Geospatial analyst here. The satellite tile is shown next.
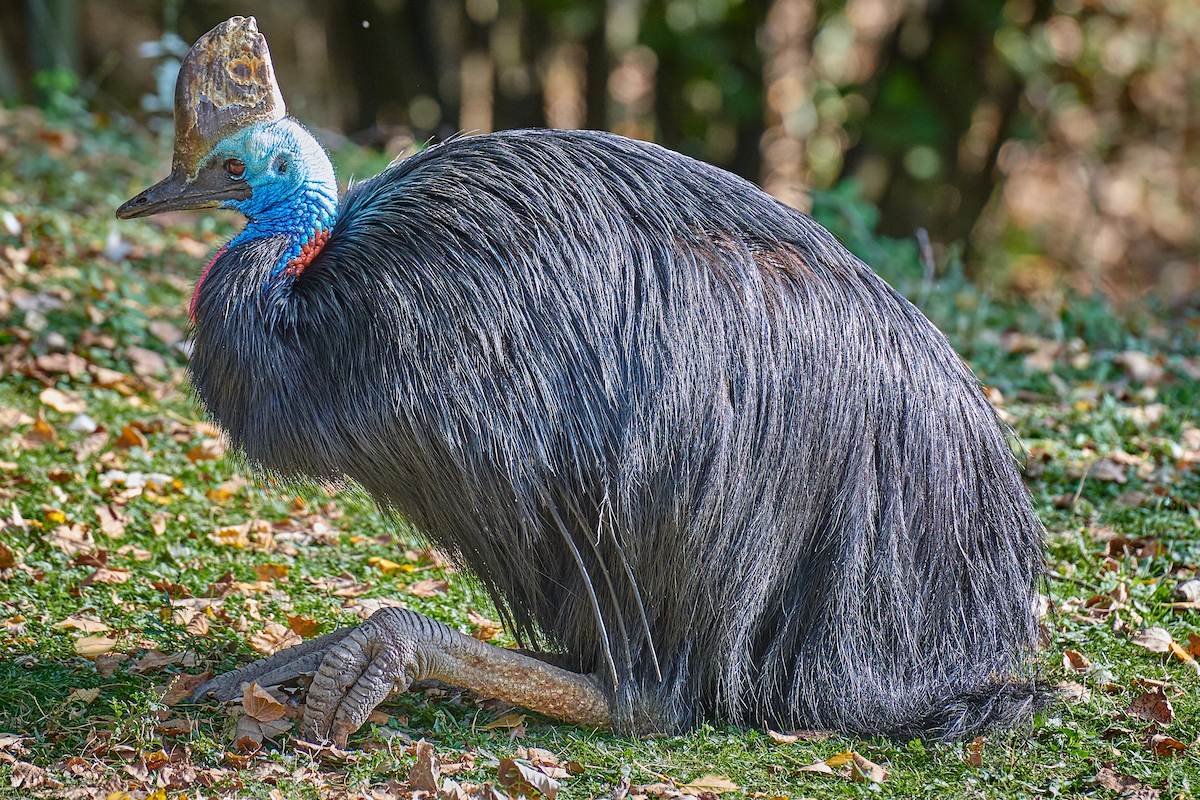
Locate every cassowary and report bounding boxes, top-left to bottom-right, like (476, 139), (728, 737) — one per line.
(117, 17), (1045, 746)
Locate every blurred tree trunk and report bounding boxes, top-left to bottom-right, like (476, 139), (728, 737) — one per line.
(760, 0), (815, 211)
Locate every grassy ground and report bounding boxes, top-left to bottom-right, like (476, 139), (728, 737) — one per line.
(0, 101), (1198, 800)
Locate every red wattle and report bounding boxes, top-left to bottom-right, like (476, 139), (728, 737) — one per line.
(190, 245), (229, 323)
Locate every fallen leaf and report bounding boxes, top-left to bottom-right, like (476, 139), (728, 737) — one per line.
(1058, 680), (1091, 703)
(242, 682), (287, 722)
(83, 565), (131, 585)
(498, 758), (560, 799)
(964, 736), (985, 767)
(483, 713), (527, 730)
(209, 522), (252, 549)
(54, 616), (109, 634)
(68, 687), (100, 705)
(850, 752), (888, 783)
(1091, 458), (1128, 483)
(74, 636), (118, 657)
(1147, 732), (1186, 756)
(187, 437), (225, 462)
(468, 609), (502, 641)
(149, 320), (184, 346)
(1094, 767), (1142, 793)
(1062, 649), (1092, 674)
(39, 387), (86, 414)
(21, 410), (56, 447)
(1128, 686), (1174, 725)
(156, 718), (197, 736)
(113, 425), (148, 450)
(125, 346), (168, 376)
(10, 761), (46, 789)
(248, 620), (302, 655)
(681, 774), (740, 793)
(408, 738), (440, 792)
(1175, 580), (1200, 603)
(253, 563), (289, 582)
(1131, 627), (1175, 653)
(407, 578), (449, 597)
(95, 505), (125, 538)
(160, 671), (213, 705)
(286, 614), (322, 637)
(130, 649), (196, 673)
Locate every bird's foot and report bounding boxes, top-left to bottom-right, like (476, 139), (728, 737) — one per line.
(194, 607), (613, 747)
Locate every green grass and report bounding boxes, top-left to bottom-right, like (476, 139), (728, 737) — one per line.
(0, 101), (1198, 799)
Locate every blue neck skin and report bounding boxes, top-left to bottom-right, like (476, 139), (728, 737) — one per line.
(210, 119), (340, 277)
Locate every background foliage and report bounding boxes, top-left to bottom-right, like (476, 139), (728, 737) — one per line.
(2, 0), (1198, 302)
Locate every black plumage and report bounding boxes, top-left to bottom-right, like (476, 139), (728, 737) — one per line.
(187, 128), (1045, 739)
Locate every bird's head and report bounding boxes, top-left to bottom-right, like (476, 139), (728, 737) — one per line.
(117, 16), (333, 223)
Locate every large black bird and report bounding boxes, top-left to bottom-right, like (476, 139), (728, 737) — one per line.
(118, 18), (1044, 746)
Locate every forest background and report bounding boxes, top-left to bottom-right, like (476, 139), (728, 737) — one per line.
(2, 0), (1197, 311)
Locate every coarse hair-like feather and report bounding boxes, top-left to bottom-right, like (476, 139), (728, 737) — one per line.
(190, 128), (1046, 739)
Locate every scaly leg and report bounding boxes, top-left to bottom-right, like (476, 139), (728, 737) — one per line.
(193, 607), (612, 746)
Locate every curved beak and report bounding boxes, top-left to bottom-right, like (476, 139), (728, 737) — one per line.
(117, 169), (252, 220)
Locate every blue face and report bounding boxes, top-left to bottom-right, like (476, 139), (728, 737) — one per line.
(204, 119), (338, 239)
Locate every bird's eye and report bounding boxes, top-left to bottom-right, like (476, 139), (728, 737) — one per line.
(225, 158), (246, 178)
(276, 158), (288, 174)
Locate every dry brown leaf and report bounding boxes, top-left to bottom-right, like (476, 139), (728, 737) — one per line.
(468, 609), (502, 641)
(253, 563), (289, 582)
(10, 760), (46, 789)
(54, 616), (109, 634)
(1147, 732), (1187, 756)
(1091, 458), (1128, 483)
(151, 512), (169, 536)
(1059, 680), (1091, 703)
(850, 752), (888, 783)
(39, 387), (85, 414)
(46, 523), (94, 556)
(160, 671), (212, 706)
(1094, 767), (1142, 793)
(0, 408), (34, 428)
(1131, 627), (1175, 653)
(248, 620), (302, 656)
(125, 346), (168, 376)
(188, 437), (225, 462)
(1062, 649), (1091, 674)
(130, 649), (195, 673)
(0, 540), (15, 571)
(67, 687), (100, 705)
(286, 614), (322, 637)
(113, 425), (148, 450)
(209, 522), (252, 549)
(207, 475), (250, 503)
(407, 578), (449, 597)
(156, 718), (197, 736)
(94, 504), (125, 538)
(964, 736), (985, 767)
(84, 565), (131, 585)
(408, 738), (440, 792)
(483, 712), (527, 730)
(235, 714), (292, 747)
(242, 682), (287, 722)
(498, 757), (560, 800)
(681, 774), (740, 793)
(1128, 686), (1174, 725)
(1175, 579), (1200, 603)
(74, 636), (118, 657)
(149, 320), (184, 346)
(21, 410), (57, 447)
